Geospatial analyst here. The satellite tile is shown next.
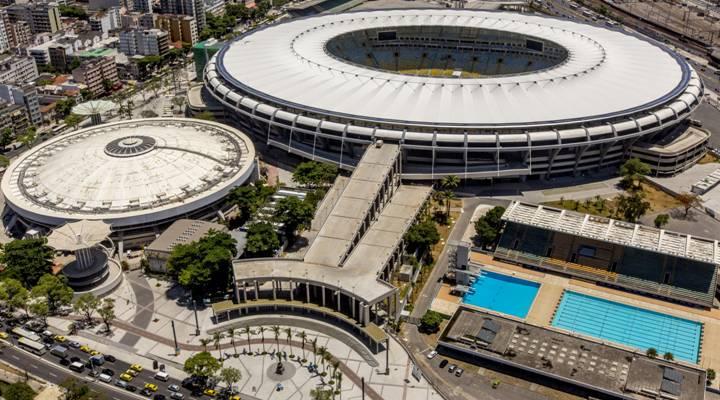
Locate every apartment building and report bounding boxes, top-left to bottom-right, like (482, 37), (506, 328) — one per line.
(159, 0), (205, 31)
(0, 55), (38, 84)
(119, 28), (169, 57)
(5, 3), (62, 34)
(0, 84), (42, 126)
(89, 7), (122, 33)
(154, 14), (197, 45)
(71, 56), (119, 97)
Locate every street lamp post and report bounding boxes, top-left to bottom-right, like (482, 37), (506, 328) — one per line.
(172, 320), (180, 355)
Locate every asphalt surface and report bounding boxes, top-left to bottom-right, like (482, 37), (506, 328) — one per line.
(0, 334), (207, 400)
(119, 271), (155, 347)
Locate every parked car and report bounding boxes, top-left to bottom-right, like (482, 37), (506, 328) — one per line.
(426, 350), (437, 359)
(170, 393), (184, 400)
(126, 385), (137, 392)
(115, 380), (128, 389)
(59, 358), (70, 366)
(448, 364), (457, 373)
(455, 368), (464, 377)
(68, 341), (81, 348)
(104, 354), (116, 362)
(101, 368), (114, 376)
(98, 373), (112, 383)
(140, 388), (153, 397)
(439, 359), (448, 368)
(168, 384), (180, 392)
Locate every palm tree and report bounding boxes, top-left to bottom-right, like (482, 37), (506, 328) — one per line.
(311, 338), (318, 365)
(331, 361), (340, 382)
(241, 326), (252, 353)
(226, 327), (237, 355)
(284, 327), (293, 357)
(258, 326), (266, 352)
(298, 331), (308, 360)
(199, 338), (211, 352)
(212, 332), (224, 360)
(335, 372), (343, 399)
(440, 174), (460, 218)
(323, 352), (333, 376)
(318, 346), (328, 374)
(271, 326), (281, 353)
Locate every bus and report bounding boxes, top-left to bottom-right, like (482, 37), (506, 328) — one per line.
(18, 337), (46, 355)
(51, 123), (67, 135)
(12, 327), (41, 342)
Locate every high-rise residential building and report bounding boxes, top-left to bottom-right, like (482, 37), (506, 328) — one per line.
(0, 55), (38, 84)
(0, 103), (30, 137)
(0, 84), (41, 126)
(133, 0), (152, 13)
(0, 9), (33, 50)
(71, 56), (119, 97)
(155, 14), (197, 45)
(119, 28), (169, 57)
(159, 0), (205, 32)
(0, 10), (10, 52)
(5, 3), (61, 34)
(89, 7), (122, 33)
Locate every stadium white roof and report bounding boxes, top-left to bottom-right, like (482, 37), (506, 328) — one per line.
(216, 9), (692, 127)
(502, 201), (720, 265)
(1, 119), (256, 229)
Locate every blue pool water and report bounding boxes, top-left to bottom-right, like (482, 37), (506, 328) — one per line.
(462, 270), (540, 318)
(552, 291), (703, 363)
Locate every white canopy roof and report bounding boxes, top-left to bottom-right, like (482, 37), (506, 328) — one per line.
(47, 220), (111, 251)
(217, 9), (689, 127)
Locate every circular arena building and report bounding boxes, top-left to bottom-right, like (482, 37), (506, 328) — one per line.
(1, 118), (256, 244)
(205, 9), (705, 180)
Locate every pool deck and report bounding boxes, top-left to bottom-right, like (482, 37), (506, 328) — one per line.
(466, 251), (720, 386)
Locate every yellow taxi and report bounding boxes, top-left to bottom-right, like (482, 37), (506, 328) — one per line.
(53, 335), (66, 343)
(90, 350), (100, 356)
(79, 345), (92, 353)
(230, 396), (241, 400)
(126, 369), (139, 377)
(130, 364), (143, 372)
(203, 389), (217, 397)
(144, 383), (158, 392)
(0, 332), (8, 339)
(119, 373), (133, 382)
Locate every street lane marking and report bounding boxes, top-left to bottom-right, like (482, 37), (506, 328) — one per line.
(10, 355), (18, 360)
(49, 372), (57, 378)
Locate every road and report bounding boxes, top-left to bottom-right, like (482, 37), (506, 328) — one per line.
(410, 197), (509, 321)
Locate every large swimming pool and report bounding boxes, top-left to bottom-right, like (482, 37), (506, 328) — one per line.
(552, 291), (703, 363)
(462, 270), (540, 318)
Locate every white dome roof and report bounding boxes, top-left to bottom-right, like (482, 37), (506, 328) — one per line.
(1, 118), (256, 229)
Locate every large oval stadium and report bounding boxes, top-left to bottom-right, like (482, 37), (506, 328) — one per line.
(205, 9), (705, 179)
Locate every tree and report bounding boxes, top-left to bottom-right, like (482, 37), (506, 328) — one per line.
(97, 298), (115, 332)
(31, 274), (73, 313)
(55, 98), (76, 119)
(2, 382), (35, 400)
(284, 327), (293, 357)
(707, 368), (716, 383)
(29, 297), (49, 324)
(63, 114), (82, 132)
(226, 182), (276, 226)
(226, 327), (237, 355)
(17, 129), (36, 148)
(166, 230), (237, 298)
(271, 325), (281, 353)
(241, 326), (252, 352)
(199, 338), (211, 352)
(218, 366), (242, 392)
(654, 214), (670, 229)
(0, 278), (29, 312)
(292, 161), (338, 187)
(0, 128), (13, 147)
(0, 238), (54, 288)
(619, 158), (651, 190)
(245, 222), (280, 257)
(60, 377), (104, 400)
(212, 331), (223, 360)
(273, 196), (314, 243)
(439, 175), (460, 218)
(58, 5), (88, 19)
(474, 206), (506, 248)
(317, 346), (328, 374)
(676, 192), (701, 217)
(616, 191), (651, 222)
(663, 352), (674, 361)
(646, 348), (658, 358)
(420, 310), (445, 333)
(74, 293), (100, 324)
(183, 351), (221, 378)
(298, 331), (308, 360)
(404, 220), (440, 254)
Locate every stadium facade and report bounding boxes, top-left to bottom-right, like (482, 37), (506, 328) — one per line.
(205, 9), (706, 180)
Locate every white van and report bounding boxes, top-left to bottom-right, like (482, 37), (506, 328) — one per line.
(154, 371), (169, 381)
(98, 374), (112, 383)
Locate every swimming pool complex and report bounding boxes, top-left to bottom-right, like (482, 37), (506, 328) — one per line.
(462, 270), (540, 318)
(552, 291), (702, 363)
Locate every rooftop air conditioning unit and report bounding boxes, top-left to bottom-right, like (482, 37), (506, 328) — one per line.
(375, 140), (383, 148)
